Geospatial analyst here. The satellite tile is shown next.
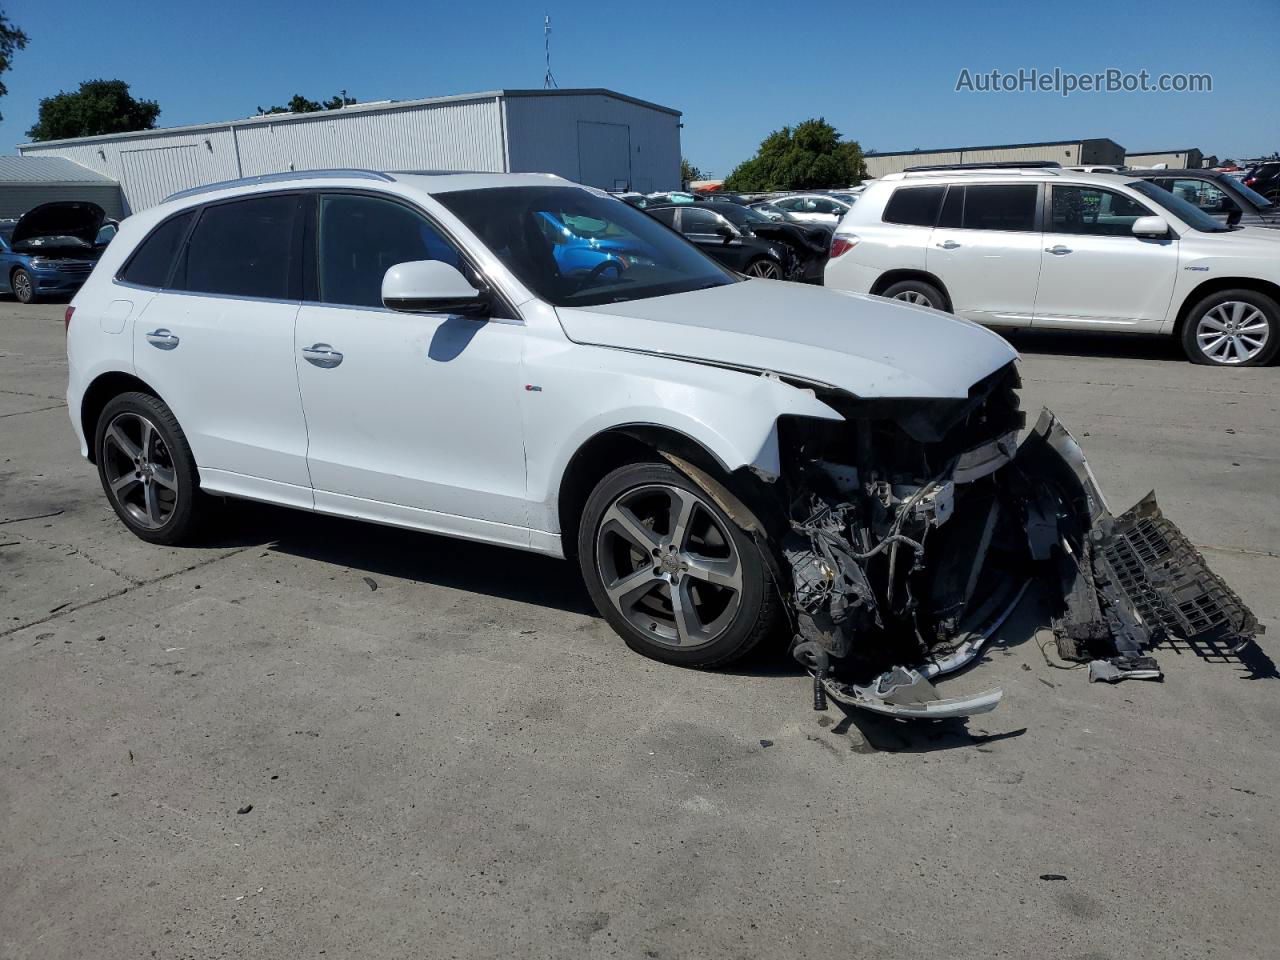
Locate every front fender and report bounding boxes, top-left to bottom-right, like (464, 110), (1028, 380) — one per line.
(522, 338), (842, 531)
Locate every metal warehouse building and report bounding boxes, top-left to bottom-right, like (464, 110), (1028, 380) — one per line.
(0, 156), (124, 219)
(1125, 148), (1205, 169)
(864, 138), (1125, 177)
(16, 88), (681, 214)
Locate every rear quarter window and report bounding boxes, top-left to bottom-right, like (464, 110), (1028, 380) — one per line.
(882, 186), (944, 227)
(118, 211), (195, 288)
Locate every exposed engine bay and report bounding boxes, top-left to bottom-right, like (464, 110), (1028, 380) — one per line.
(755, 362), (1261, 719)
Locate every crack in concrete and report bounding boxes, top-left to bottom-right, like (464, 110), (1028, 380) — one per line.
(0, 404), (65, 419)
(0, 387), (63, 401)
(4, 526), (145, 586)
(0, 545), (256, 639)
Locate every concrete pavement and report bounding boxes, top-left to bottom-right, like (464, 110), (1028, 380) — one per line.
(2, 301), (1277, 959)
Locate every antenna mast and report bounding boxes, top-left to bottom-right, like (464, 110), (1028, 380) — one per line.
(543, 15), (558, 89)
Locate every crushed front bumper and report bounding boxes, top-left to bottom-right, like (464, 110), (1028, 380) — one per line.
(791, 410), (1262, 719)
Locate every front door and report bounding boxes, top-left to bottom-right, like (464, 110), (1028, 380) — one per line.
(676, 207), (752, 272)
(293, 192), (529, 544)
(1033, 184), (1179, 330)
(926, 183), (1043, 326)
(130, 193), (312, 505)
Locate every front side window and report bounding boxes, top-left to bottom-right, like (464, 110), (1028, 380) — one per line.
(959, 184), (1038, 231)
(317, 194), (462, 308)
(883, 186), (944, 227)
(1128, 180), (1229, 232)
(679, 208), (725, 235)
(1050, 186), (1151, 236)
(119, 210), (195, 288)
(174, 195), (298, 299)
(435, 185), (737, 308)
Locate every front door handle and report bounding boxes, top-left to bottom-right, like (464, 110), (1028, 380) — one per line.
(301, 343), (343, 368)
(145, 328), (179, 349)
(936, 240), (961, 250)
(1045, 245), (1073, 255)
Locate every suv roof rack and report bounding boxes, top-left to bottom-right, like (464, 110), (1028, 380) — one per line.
(902, 160), (1063, 173)
(163, 168), (394, 203)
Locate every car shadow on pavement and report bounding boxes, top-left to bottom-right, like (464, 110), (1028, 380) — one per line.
(1001, 329), (1186, 362)
(212, 499), (595, 616)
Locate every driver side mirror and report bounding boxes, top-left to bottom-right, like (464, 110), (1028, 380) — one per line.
(1131, 216), (1170, 239)
(715, 224), (737, 244)
(382, 260), (490, 317)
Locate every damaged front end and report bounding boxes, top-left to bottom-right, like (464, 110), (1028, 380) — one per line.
(769, 363), (1261, 719)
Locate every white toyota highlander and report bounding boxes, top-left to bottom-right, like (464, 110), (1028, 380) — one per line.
(65, 169), (1260, 718)
(824, 164), (1280, 366)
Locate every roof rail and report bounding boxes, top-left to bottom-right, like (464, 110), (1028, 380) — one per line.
(902, 160), (1063, 173)
(163, 168), (394, 203)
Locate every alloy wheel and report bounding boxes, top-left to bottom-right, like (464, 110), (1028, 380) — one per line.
(1195, 301), (1270, 365)
(101, 412), (180, 529)
(595, 483), (743, 649)
(893, 290), (933, 307)
(12, 270), (33, 303)
(745, 260), (782, 280)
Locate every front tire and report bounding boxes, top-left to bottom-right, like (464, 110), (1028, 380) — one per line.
(94, 392), (204, 545)
(577, 462), (778, 668)
(11, 268), (35, 304)
(744, 257), (783, 280)
(882, 278), (946, 310)
(1180, 289), (1278, 367)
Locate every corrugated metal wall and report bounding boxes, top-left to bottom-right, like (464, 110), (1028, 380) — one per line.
(19, 98), (507, 213)
(0, 182), (124, 219)
(1125, 150), (1203, 169)
(504, 94), (680, 192)
(18, 92), (680, 211)
(866, 144), (1083, 177)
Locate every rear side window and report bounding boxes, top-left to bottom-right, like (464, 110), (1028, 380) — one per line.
(883, 186), (944, 226)
(173, 195), (299, 299)
(119, 211), (194, 288)
(959, 185), (1038, 231)
(648, 207), (677, 227)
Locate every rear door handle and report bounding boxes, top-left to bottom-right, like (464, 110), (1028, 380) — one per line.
(145, 328), (179, 349)
(301, 343), (343, 368)
(936, 240), (961, 250)
(1045, 245), (1073, 255)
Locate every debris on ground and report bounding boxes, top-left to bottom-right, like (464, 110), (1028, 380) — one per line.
(362, 576), (378, 591)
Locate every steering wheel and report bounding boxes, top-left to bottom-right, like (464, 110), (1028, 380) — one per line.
(573, 257), (624, 292)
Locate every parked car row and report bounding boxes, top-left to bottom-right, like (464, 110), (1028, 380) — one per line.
(823, 165), (1280, 366)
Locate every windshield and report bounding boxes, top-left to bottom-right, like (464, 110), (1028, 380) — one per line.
(749, 202), (798, 222)
(437, 186), (739, 307)
(1227, 177), (1275, 210)
(708, 203), (774, 226)
(1128, 180), (1231, 233)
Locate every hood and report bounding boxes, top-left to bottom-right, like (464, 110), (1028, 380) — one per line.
(556, 280), (1017, 399)
(750, 222), (829, 256)
(11, 201), (105, 251)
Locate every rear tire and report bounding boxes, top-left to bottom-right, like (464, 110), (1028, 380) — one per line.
(11, 268), (35, 304)
(577, 462), (778, 668)
(1180, 289), (1279, 367)
(882, 278), (946, 310)
(94, 392), (205, 545)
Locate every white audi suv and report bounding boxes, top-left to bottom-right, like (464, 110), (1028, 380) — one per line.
(66, 169), (1258, 717)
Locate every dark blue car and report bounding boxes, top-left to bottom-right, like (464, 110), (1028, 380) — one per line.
(1, 201), (112, 304)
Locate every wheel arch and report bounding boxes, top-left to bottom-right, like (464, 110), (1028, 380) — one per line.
(870, 269), (954, 311)
(80, 371), (165, 464)
(556, 424), (745, 560)
(1173, 276), (1280, 337)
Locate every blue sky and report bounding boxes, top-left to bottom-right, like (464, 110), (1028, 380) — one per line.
(3, 0), (1276, 173)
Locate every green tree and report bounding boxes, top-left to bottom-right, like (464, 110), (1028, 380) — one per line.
(258, 93), (355, 115)
(0, 10), (29, 122)
(680, 158), (703, 185)
(723, 118), (866, 192)
(26, 79), (159, 141)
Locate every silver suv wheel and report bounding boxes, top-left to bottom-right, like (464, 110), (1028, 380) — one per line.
(1194, 301), (1270, 365)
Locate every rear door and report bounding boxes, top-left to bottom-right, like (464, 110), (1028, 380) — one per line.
(129, 193), (311, 506)
(1033, 183), (1178, 330)
(926, 182), (1043, 326)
